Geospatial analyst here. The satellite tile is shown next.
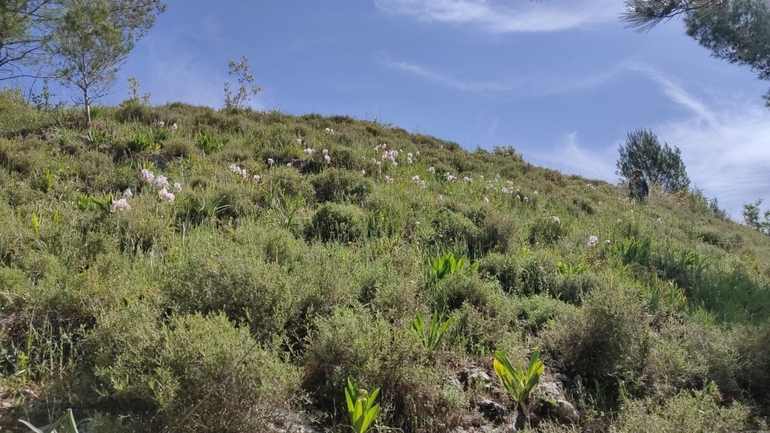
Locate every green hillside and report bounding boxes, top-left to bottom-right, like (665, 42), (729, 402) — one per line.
(1, 89), (770, 432)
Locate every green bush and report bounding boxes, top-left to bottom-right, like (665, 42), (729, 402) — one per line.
(311, 168), (372, 203)
(306, 202), (367, 243)
(89, 308), (303, 432)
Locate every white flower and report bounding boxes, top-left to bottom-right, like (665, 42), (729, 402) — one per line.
(361, 170), (366, 175)
(296, 138), (302, 145)
(552, 216), (560, 224)
(376, 161), (381, 167)
(110, 198), (131, 213)
(158, 188), (175, 203)
(656, 217), (662, 223)
(139, 169), (154, 183)
(381, 143), (387, 149)
(253, 174), (261, 183)
(437, 194), (443, 201)
(173, 182), (182, 193)
(304, 148), (315, 156)
(463, 176), (472, 184)
(605, 239), (611, 244)
(153, 175), (169, 190)
(392, 161), (398, 167)
(123, 188), (133, 198)
(158, 120), (165, 127)
(533, 190), (538, 196)
(507, 180), (514, 187)
(479, 175), (484, 180)
(171, 123), (178, 131)
(324, 127), (334, 135)
(412, 175), (421, 182)
(407, 157), (413, 164)
(322, 149), (328, 155)
(617, 219), (622, 223)
(286, 162), (291, 167)
(229, 163), (240, 173)
(428, 167), (435, 174)
(587, 183), (595, 190)
(418, 180), (426, 188)
(385, 175), (394, 184)
(483, 197), (489, 203)
(267, 158), (274, 166)
(324, 154), (331, 164)
(416, 150), (420, 156)
(588, 235), (599, 247)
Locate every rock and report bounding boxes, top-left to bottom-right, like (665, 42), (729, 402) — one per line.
(537, 375), (580, 424)
(477, 398), (507, 423)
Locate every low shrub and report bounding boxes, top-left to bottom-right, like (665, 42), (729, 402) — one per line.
(306, 202), (367, 243)
(311, 168), (372, 203)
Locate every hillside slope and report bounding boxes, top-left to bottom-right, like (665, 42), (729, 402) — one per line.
(1, 90), (770, 432)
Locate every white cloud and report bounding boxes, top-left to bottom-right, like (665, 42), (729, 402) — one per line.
(374, 0), (620, 32)
(527, 132), (617, 181)
(525, 66), (770, 218)
(379, 55), (621, 96)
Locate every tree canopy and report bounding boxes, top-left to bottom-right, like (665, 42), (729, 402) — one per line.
(623, 0), (770, 107)
(616, 129), (691, 194)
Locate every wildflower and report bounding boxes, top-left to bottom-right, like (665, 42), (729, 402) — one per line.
(587, 183), (595, 191)
(171, 123), (178, 131)
(437, 194), (443, 201)
(588, 236), (599, 247)
(173, 182), (182, 193)
(523, 196), (529, 202)
(286, 162), (291, 167)
(533, 190), (538, 196)
(324, 154), (331, 164)
(372, 158), (377, 164)
(392, 161), (398, 167)
(656, 217), (662, 223)
(361, 170), (366, 175)
(153, 175), (169, 190)
(552, 216), (560, 224)
(376, 161), (381, 167)
(324, 127), (334, 135)
(605, 239), (611, 245)
(428, 167), (435, 174)
(407, 157), (413, 164)
(385, 175), (394, 184)
(418, 180), (426, 188)
(267, 158), (274, 166)
(139, 169), (154, 183)
(158, 120), (165, 127)
(412, 175), (421, 183)
(253, 174), (261, 183)
(240, 168), (248, 177)
(416, 150), (420, 156)
(158, 188), (175, 203)
(507, 180), (514, 187)
(408, 152), (413, 159)
(123, 188), (133, 198)
(484, 197), (489, 203)
(304, 148), (315, 157)
(229, 163), (241, 174)
(501, 187), (511, 194)
(110, 198), (131, 213)
(464, 176), (472, 184)
(381, 143), (387, 149)
(296, 138), (302, 145)
(322, 149), (328, 155)
(479, 175), (484, 180)
(617, 219), (622, 223)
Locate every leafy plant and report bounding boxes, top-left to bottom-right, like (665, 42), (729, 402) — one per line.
(411, 309), (453, 355)
(129, 132), (160, 152)
(345, 377), (381, 433)
(556, 261), (588, 277)
(196, 131), (220, 152)
(76, 193), (113, 215)
(493, 349), (544, 423)
(429, 252), (477, 285)
(19, 408), (80, 433)
(614, 237), (652, 267)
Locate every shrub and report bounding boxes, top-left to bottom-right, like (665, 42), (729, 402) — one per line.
(609, 385), (749, 433)
(306, 202), (367, 243)
(311, 168), (372, 203)
(529, 215), (567, 246)
(89, 308), (303, 432)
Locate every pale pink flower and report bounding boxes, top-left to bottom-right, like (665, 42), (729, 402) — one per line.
(322, 149), (328, 156)
(139, 169), (154, 183)
(304, 148), (315, 156)
(463, 176), (472, 184)
(428, 167), (435, 174)
(588, 236), (599, 247)
(324, 127), (334, 135)
(153, 175), (169, 190)
(587, 183), (595, 190)
(412, 175), (421, 183)
(173, 182), (182, 193)
(110, 198), (131, 213)
(296, 138), (302, 145)
(324, 154), (331, 164)
(385, 175), (394, 184)
(123, 188), (133, 198)
(171, 123), (178, 131)
(158, 188), (175, 203)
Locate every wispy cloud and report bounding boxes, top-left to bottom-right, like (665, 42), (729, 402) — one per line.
(379, 55), (621, 96)
(374, 0), (620, 33)
(525, 66), (770, 218)
(527, 132), (617, 181)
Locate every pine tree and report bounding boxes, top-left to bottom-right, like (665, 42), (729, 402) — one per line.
(616, 129), (690, 194)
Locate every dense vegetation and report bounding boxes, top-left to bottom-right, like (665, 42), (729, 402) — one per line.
(1, 88), (769, 432)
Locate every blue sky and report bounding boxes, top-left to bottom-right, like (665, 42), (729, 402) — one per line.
(58, 1), (770, 217)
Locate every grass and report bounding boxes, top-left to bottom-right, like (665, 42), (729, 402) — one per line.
(1, 87), (769, 432)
